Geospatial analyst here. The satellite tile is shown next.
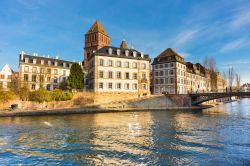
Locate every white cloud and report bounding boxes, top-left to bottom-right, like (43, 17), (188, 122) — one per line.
(173, 29), (200, 47)
(220, 38), (248, 53)
(230, 9), (250, 30)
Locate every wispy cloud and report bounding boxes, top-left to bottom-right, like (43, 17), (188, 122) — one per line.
(173, 29), (200, 48)
(229, 9), (250, 30)
(220, 38), (249, 53)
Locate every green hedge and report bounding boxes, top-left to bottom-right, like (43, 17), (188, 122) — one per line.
(29, 89), (73, 103)
(0, 91), (17, 102)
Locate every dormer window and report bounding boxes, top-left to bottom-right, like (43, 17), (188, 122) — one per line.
(108, 48), (112, 55)
(25, 58), (29, 63)
(125, 50), (129, 56)
(117, 49), (121, 55)
(33, 59), (36, 64)
(133, 51), (137, 57)
(141, 52), (144, 58)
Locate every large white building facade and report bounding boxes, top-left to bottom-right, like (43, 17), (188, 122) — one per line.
(152, 48), (211, 94)
(19, 52), (79, 91)
(88, 45), (151, 96)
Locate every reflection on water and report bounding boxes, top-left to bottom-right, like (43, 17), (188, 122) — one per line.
(0, 99), (250, 165)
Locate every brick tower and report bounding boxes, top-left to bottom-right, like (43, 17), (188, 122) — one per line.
(83, 20), (110, 70)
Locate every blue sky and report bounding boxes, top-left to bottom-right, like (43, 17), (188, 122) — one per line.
(0, 0), (250, 83)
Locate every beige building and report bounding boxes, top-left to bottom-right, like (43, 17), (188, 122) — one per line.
(19, 52), (78, 90)
(152, 48), (212, 94)
(88, 41), (151, 97)
(0, 64), (16, 90)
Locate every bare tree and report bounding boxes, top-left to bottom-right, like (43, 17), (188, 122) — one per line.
(227, 66), (235, 90)
(235, 72), (241, 91)
(203, 56), (217, 92)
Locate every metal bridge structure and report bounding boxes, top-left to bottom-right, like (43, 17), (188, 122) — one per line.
(189, 92), (250, 105)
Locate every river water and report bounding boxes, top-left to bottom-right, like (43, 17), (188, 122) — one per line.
(0, 99), (250, 165)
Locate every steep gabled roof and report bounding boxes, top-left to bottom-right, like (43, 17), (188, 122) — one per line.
(156, 48), (181, 58)
(152, 48), (185, 65)
(86, 20), (108, 36)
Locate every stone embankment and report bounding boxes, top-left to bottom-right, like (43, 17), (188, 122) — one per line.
(0, 94), (211, 117)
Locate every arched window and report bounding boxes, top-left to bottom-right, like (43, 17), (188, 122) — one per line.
(116, 61), (121, 67)
(108, 60), (113, 67)
(132, 62), (137, 68)
(124, 61), (129, 68)
(141, 63), (146, 69)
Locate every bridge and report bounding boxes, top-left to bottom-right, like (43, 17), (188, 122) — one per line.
(189, 92), (250, 105)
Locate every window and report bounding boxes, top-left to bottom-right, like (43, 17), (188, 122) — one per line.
(54, 69), (58, 75)
(47, 69), (51, 74)
(160, 71), (164, 76)
(133, 51), (137, 57)
(47, 77), (51, 82)
(99, 71), (104, 78)
(165, 78), (168, 84)
(125, 83), (129, 90)
(116, 83), (121, 89)
(155, 79), (158, 84)
(108, 71), (113, 79)
(41, 60), (44, 65)
(132, 62), (137, 68)
(24, 74), (29, 81)
(54, 77), (58, 83)
(170, 63), (174, 67)
(32, 75), (36, 82)
(40, 68), (44, 74)
(32, 67), (37, 73)
(165, 64), (168, 68)
(33, 59), (36, 64)
(108, 82), (113, 89)
(165, 70), (168, 76)
(108, 60), (113, 67)
(124, 61), (129, 68)
(108, 48), (112, 55)
(160, 79), (164, 84)
(117, 49), (121, 55)
(116, 61), (121, 67)
(133, 83), (137, 90)
(141, 63), (146, 69)
(155, 72), (158, 76)
(142, 73), (146, 79)
(99, 59), (104, 66)
(170, 78), (174, 84)
(133, 73), (137, 79)
(48, 61), (51, 65)
(142, 84), (147, 90)
(24, 66), (29, 72)
(125, 50), (129, 56)
(99, 82), (104, 89)
(125, 72), (129, 79)
(63, 70), (66, 76)
(32, 84), (36, 90)
(25, 58), (29, 63)
(170, 70), (174, 75)
(0, 75), (4, 79)
(160, 64), (163, 68)
(116, 71), (121, 79)
(40, 75), (44, 82)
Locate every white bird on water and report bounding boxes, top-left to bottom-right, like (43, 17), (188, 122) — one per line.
(43, 121), (53, 127)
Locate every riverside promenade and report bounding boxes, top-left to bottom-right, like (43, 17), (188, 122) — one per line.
(0, 105), (211, 117)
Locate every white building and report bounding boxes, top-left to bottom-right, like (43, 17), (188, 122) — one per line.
(88, 43), (151, 96)
(0, 64), (15, 90)
(152, 48), (211, 94)
(19, 52), (81, 91)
